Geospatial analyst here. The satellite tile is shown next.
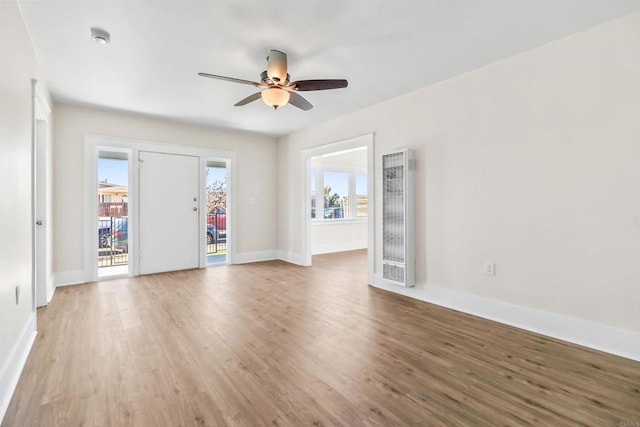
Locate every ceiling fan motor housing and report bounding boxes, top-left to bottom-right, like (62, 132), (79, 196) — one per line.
(260, 70), (290, 87)
(266, 50), (288, 83)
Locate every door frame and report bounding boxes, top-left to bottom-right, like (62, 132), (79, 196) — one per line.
(300, 133), (375, 284)
(203, 158), (231, 266)
(32, 80), (52, 307)
(94, 147), (134, 278)
(84, 134), (236, 281)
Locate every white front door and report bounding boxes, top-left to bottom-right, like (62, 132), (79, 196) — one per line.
(139, 151), (200, 275)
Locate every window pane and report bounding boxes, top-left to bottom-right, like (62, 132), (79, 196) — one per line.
(356, 173), (368, 217)
(310, 169), (316, 219)
(323, 171), (348, 219)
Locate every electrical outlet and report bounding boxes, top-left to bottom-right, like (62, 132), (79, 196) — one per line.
(16, 284), (20, 304)
(485, 262), (496, 276)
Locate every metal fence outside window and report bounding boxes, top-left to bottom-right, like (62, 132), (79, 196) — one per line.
(207, 212), (227, 254)
(98, 216), (128, 267)
(97, 206), (225, 266)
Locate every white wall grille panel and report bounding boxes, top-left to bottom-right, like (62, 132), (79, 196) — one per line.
(381, 150), (414, 287)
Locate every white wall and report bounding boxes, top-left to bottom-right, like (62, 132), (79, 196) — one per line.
(0, 0), (51, 420)
(311, 222), (367, 255)
(53, 104), (278, 278)
(310, 149), (367, 254)
(279, 13), (640, 334)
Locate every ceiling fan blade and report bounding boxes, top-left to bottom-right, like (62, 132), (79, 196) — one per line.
(198, 72), (261, 87)
(234, 92), (263, 106)
(288, 92), (313, 111)
(291, 79), (348, 91)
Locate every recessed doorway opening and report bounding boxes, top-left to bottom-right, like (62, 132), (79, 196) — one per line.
(97, 150), (129, 278)
(206, 161), (227, 265)
(309, 147), (368, 256)
(302, 134), (375, 284)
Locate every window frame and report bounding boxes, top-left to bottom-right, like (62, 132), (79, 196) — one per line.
(311, 167), (367, 222)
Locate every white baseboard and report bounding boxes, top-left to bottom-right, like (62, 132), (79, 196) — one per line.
(312, 240), (367, 255)
(277, 250), (309, 266)
(371, 276), (640, 362)
(233, 250), (279, 264)
(52, 270), (88, 287)
(47, 282), (56, 304)
(0, 312), (37, 424)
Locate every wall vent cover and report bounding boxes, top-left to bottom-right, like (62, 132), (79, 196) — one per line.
(381, 149), (414, 287)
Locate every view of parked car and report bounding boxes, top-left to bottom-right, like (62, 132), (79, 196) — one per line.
(101, 215), (223, 251)
(97, 217), (128, 253)
(206, 224), (220, 245)
(98, 217), (112, 248)
(207, 207), (226, 230)
(207, 207), (226, 244)
(111, 217), (128, 253)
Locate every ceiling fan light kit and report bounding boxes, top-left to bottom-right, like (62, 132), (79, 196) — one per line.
(262, 87), (290, 109)
(199, 49), (348, 111)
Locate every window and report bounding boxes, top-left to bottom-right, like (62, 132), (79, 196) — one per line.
(310, 169), (367, 220)
(324, 171), (348, 219)
(356, 173), (367, 217)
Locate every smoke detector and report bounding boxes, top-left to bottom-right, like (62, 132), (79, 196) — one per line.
(91, 28), (110, 45)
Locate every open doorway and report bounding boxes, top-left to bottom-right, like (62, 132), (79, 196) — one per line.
(302, 134), (375, 283)
(206, 161), (227, 265)
(97, 150), (129, 278)
(309, 147), (368, 255)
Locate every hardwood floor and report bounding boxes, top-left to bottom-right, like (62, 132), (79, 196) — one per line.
(3, 250), (640, 426)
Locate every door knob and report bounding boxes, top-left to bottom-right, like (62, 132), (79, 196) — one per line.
(193, 207), (198, 211)
(36, 220), (43, 226)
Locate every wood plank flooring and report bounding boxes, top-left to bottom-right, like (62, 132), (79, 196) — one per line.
(3, 250), (640, 426)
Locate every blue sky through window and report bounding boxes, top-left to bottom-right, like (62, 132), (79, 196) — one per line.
(324, 171), (348, 198)
(207, 166), (226, 187)
(97, 159), (227, 188)
(98, 158), (128, 186)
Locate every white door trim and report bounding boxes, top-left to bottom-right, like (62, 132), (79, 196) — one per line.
(300, 133), (375, 284)
(32, 79), (52, 308)
(202, 158), (232, 267)
(93, 146), (133, 279)
(84, 134), (236, 282)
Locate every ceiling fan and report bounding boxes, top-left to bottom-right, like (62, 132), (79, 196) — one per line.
(198, 50), (348, 111)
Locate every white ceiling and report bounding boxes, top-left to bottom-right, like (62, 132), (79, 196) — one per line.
(311, 147), (368, 174)
(18, 0), (640, 137)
